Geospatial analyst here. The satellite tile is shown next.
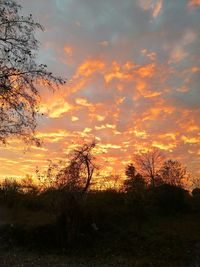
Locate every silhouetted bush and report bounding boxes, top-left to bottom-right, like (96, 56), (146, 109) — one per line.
(150, 184), (189, 214)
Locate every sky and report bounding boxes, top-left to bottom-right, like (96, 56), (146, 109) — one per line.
(0, 0), (200, 181)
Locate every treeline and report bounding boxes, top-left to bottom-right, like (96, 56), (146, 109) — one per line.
(0, 143), (200, 263)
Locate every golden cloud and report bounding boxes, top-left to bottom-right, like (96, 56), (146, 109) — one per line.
(76, 59), (105, 77)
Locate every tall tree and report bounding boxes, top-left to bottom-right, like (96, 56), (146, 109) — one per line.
(135, 148), (164, 188)
(0, 0), (65, 144)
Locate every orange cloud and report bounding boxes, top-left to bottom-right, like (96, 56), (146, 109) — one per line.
(142, 104), (175, 121)
(76, 59), (105, 77)
(36, 130), (71, 139)
(41, 99), (72, 118)
(75, 97), (92, 107)
(188, 0), (200, 6)
(138, 0), (163, 18)
(95, 124), (116, 130)
(133, 130), (148, 139)
(104, 61), (132, 83)
(136, 63), (155, 78)
(71, 116), (79, 122)
(152, 141), (177, 151)
(90, 114), (105, 122)
(152, 0), (163, 17)
(182, 135), (200, 144)
(1, 55), (200, 180)
(159, 133), (177, 140)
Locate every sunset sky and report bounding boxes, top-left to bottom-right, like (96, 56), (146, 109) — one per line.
(0, 0), (200, 180)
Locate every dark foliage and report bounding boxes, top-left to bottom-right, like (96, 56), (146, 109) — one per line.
(149, 183), (189, 214)
(159, 160), (187, 187)
(0, 177), (200, 266)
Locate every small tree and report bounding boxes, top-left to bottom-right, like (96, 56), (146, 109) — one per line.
(125, 163), (136, 180)
(0, 0), (65, 144)
(0, 178), (22, 207)
(124, 163), (145, 193)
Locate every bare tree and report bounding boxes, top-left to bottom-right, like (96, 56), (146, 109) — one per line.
(55, 141), (97, 247)
(159, 159), (187, 187)
(0, 0), (65, 144)
(55, 141), (97, 193)
(36, 142), (97, 248)
(36, 141), (97, 193)
(134, 148), (164, 188)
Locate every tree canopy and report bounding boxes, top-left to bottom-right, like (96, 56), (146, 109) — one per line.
(134, 148), (164, 188)
(159, 159), (187, 187)
(0, 0), (65, 145)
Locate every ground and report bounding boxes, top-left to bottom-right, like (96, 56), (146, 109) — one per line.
(0, 248), (200, 267)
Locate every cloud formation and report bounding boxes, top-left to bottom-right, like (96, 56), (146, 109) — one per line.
(0, 0), (200, 180)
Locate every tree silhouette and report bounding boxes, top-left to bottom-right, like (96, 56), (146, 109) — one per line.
(56, 141), (97, 247)
(159, 159), (187, 187)
(55, 141), (97, 193)
(124, 164), (146, 234)
(36, 141), (97, 248)
(125, 163), (136, 180)
(134, 148), (164, 188)
(0, 0), (65, 144)
(124, 164), (145, 192)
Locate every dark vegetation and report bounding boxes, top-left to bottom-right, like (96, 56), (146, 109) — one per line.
(0, 143), (200, 266)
